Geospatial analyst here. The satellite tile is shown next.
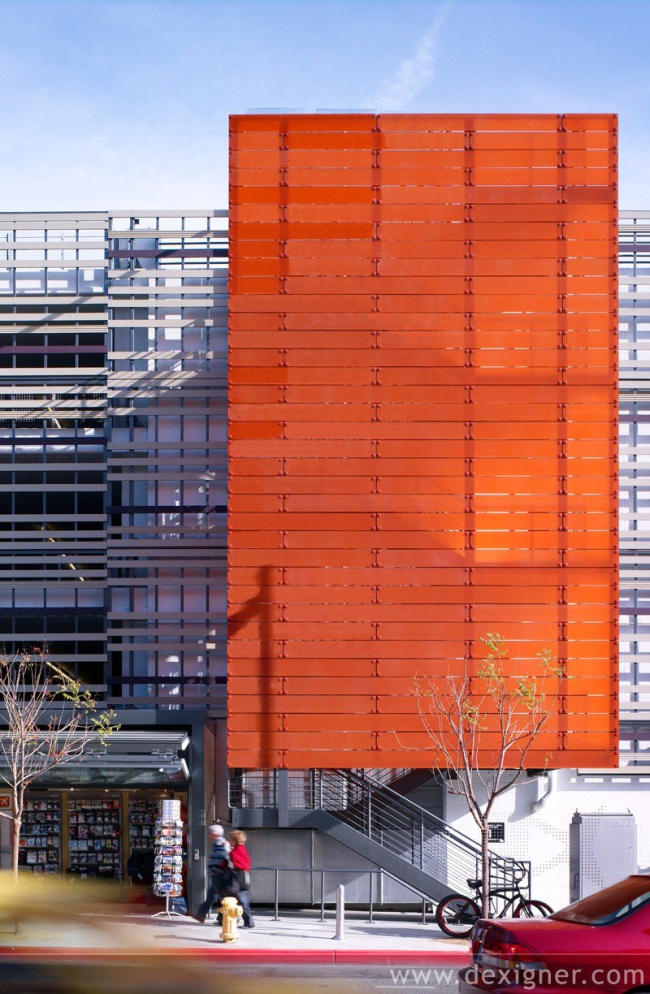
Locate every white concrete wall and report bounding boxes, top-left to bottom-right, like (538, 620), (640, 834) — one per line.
(445, 770), (650, 911)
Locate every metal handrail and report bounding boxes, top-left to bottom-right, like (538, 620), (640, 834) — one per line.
(317, 770), (484, 893)
(359, 767), (414, 786)
(336, 769), (486, 857)
(250, 865), (438, 924)
(343, 769), (523, 883)
(320, 768), (520, 882)
(229, 767), (531, 896)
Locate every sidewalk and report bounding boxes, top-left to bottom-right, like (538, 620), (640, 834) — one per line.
(0, 908), (471, 964)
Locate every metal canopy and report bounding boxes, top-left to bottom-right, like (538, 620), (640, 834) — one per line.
(0, 729), (190, 776)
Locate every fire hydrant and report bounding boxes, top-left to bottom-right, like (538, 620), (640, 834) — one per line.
(219, 896), (243, 943)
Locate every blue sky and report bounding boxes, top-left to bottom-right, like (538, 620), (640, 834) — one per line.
(0, 0), (646, 209)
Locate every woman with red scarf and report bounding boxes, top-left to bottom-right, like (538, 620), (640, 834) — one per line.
(229, 830), (254, 928)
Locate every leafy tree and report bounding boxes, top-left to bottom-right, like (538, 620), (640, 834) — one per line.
(0, 651), (118, 878)
(415, 633), (566, 916)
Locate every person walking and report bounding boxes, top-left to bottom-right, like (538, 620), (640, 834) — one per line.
(195, 823), (233, 923)
(229, 829), (254, 928)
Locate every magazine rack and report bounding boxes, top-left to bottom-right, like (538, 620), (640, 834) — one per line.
(152, 798), (185, 919)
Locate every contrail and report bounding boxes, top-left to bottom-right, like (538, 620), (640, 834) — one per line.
(376, 2), (453, 111)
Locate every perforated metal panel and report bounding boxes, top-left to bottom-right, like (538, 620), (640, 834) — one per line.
(228, 113), (619, 769)
(570, 812), (637, 900)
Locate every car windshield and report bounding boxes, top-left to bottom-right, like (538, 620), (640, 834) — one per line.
(552, 877), (650, 925)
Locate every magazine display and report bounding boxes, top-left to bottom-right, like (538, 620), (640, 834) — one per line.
(18, 797), (61, 874)
(67, 797), (122, 879)
(129, 798), (157, 851)
(152, 798), (183, 898)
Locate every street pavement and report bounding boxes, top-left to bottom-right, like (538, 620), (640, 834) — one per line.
(0, 960), (463, 994)
(0, 909), (467, 993)
(151, 908), (470, 954)
(233, 964), (461, 994)
(0, 907), (470, 956)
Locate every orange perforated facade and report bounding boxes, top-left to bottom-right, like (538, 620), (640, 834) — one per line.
(227, 113), (618, 770)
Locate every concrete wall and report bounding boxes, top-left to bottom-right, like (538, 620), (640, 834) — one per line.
(241, 775), (446, 907)
(246, 829), (427, 907)
(445, 770), (650, 911)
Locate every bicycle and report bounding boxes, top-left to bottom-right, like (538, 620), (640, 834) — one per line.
(435, 866), (553, 938)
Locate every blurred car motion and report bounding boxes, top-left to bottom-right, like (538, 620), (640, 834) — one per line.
(0, 874), (273, 994)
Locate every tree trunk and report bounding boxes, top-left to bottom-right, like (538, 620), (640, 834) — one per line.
(11, 814), (20, 882)
(481, 820), (490, 918)
(11, 794), (23, 934)
(12, 789), (22, 882)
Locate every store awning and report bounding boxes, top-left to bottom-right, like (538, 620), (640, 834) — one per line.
(0, 730), (191, 786)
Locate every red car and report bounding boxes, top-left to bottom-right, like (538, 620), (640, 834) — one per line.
(459, 875), (650, 993)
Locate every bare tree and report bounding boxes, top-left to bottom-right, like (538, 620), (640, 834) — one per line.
(0, 650), (118, 879)
(415, 633), (565, 916)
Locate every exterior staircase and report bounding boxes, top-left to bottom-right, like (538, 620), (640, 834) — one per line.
(359, 766), (438, 799)
(229, 767), (527, 904)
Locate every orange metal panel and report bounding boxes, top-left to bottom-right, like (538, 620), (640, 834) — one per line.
(379, 131), (467, 150)
(231, 185), (377, 206)
(228, 548), (374, 568)
(385, 187), (553, 207)
(287, 149), (374, 168)
(281, 132), (376, 150)
(230, 272), (598, 295)
(470, 131), (614, 151)
(230, 113), (376, 132)
(380, 219), (613, 239)
(228, 112), (618, 769)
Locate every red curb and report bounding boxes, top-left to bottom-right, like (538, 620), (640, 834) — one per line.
(198, 950), (335, 962)
(334, 950), (470, 965)
(0, 947), (470, 965)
